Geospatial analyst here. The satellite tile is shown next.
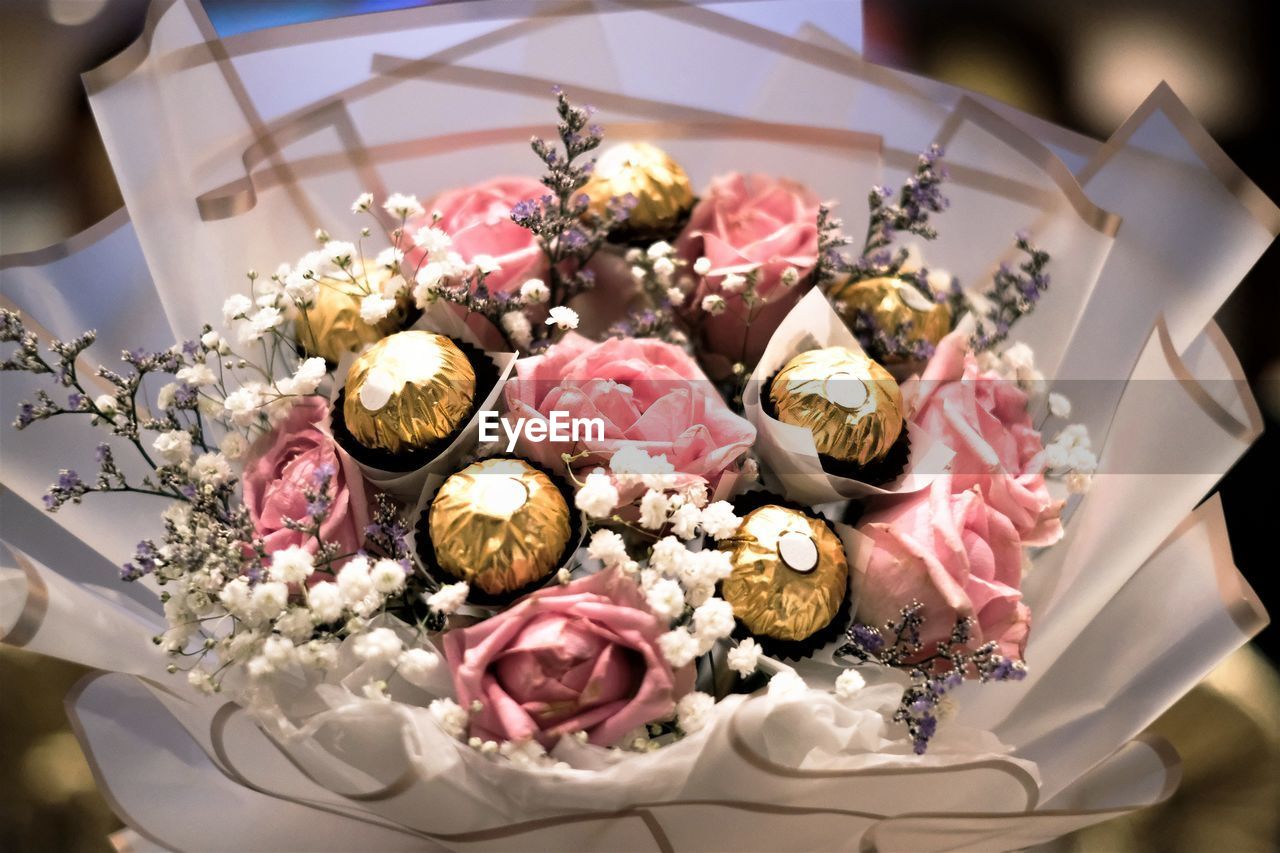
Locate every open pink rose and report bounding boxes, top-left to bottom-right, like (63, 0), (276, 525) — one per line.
(503, 333), (755, 494)
(242, 397), (370, 572)
(857, 476), (1030, 663)
(444, 569), (694, 747)
(407, 176), (548, 294)
(912, 330), (1063, 547)
(676, 173), (820, 372)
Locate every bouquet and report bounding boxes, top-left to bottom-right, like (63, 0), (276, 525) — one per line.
(1, 2), (1273, 850)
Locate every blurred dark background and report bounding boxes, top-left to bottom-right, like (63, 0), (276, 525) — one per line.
(1, 1), (1276, 850)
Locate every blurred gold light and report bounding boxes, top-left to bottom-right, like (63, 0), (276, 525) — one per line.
(46, 0), (108, 26)
(21, 730), (97, 804)
(1071, 17), (1248, 134)
(930, 43), (1043, 113)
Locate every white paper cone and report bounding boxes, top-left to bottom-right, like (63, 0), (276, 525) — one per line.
(745, 288), (954, 504)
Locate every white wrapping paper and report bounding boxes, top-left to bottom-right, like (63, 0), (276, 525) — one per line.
(743, 288), (954, 504)
(0, 1), (1273, 850)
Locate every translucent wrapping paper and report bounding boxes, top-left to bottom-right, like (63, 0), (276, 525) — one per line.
(1, 1), (1275, 850)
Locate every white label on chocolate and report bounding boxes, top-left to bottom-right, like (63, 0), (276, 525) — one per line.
(778, 531), (818, 573)
(899, 281), (937, 312)
(826, 373), (869, 409)
(474, 475), (529, 517)
(358, 367), (395, 411)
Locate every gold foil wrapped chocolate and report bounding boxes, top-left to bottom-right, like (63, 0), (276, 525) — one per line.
(719, 505), (848, 642)
(296, 268), (410, 364)
(429, 457), (572, 595)
(582, 141), (694, 234)
(830, 276), (952, 358)
(343, 331), (475, 454)
(769, 346), (904, 466)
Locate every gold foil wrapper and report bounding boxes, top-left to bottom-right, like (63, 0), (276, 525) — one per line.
(769, 346), (904, 466)
(296, 268), (410, 364)
(429, 457), (572, 595)
(582, 141), (694, 234)
(343, 331), (475, 454)
(830, 276), (952, 359)
(719, 505), (849, 643)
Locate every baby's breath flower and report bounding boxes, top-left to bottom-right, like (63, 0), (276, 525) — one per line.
(727, 638), (761, 678)
(353, 627), (402, 663)
(692, 597), (735, 649)
(223, 385), (264, 426)
(397, 647), (440, 680)
(175, 363), (216, 387)
(219, 432), (248, 460)
(545, 305), (579, 331)
(412, 226), (451, 256)
(587, 529), (629, 567)
(426, 581), (469, 615)
(152, 430), (192, 465)
(383, 193), (424, 219)
(701, 294), (727, 315)
(675, 691), (714, 734)
(668, 502), (702, 539)
(351, 192), (373, 213)
(501, 311), (533, 349)
(429, 698), (469, 739)
(575, 468), (618, 518)
(324, 240), (355, 267)
(307, 582), (344, 624)
(268, 545), (314, 585)
(189, 452), (232, 485)
(359, 292), (397, 324)
(370, 558), (407, 595)
(336, 556), (373, 605)
(519, 278), (549, 304)
(698, 501), (741, 540)
(658, 628), (699, 668)
(222, 294), (252, 323)
(644, 578), (685, 621)
(638, 490), (670, 529)
(834, 668), (866, 698)
(472, 254), (502, 274)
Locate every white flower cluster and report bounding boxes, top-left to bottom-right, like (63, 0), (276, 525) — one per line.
(625, 241), (695, 307)
(1045, 421), (1098, 494)
(578, 449), (746, 672)
(977, 341), (1044, 395)
(167, 549), (428, 695)
(646, 530), (741, 667)
(976, 343), (1096, 494)
(577, 445), (727, 522)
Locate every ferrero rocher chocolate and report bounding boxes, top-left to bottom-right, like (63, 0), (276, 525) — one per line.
(769, 346), (904, 466)
(429, 457), (572, 595)
(342, 331), (475, 454)
(582, 142), (694, 234)
(829, 276), (952, 359)
(296, 268), (410, 364)
(719, 505), (848, 643)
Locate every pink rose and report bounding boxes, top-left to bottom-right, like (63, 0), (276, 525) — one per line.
(857, 476), (1030, 663)
(242, 397), (371, 571)
(912, 331), (1063, 547)
(444, 569), (694, 747)
(503, 333), (755, 493)
(407, 176), (548, 294)
(676, 173), (821, 371)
